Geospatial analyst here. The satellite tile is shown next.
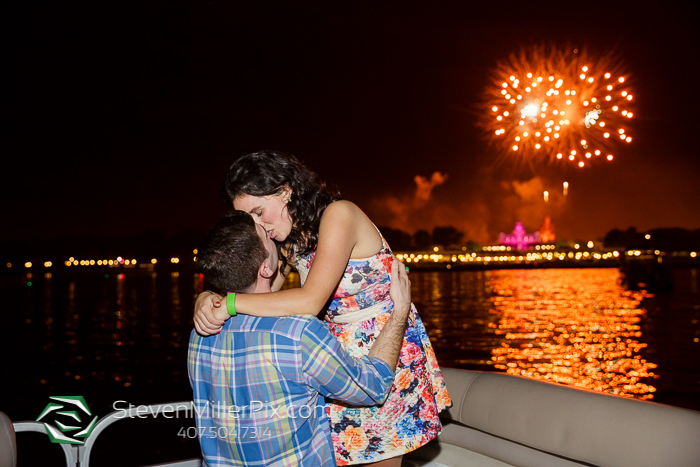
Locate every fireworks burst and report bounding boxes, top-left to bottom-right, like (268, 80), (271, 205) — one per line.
(483, 46), (635, 168)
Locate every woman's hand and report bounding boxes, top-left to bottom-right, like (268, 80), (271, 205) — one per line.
(194, 291), (228, 335)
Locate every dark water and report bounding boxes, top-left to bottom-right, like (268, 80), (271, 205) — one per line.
(1, 267), (699, 465)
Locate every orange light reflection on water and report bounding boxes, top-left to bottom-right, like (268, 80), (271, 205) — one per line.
(487, 269), (657, 399)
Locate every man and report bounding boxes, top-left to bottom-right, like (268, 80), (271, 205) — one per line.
(188, 210), (412, 467)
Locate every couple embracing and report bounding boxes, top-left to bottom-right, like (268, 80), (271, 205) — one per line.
(188, 150), (451, 466)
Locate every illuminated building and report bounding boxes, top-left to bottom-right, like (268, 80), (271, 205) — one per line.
(498, 222), (541, 250)
(539, 215), (556, 243)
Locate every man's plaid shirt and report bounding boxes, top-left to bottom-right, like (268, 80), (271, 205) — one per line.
(188, 314), (394, 467)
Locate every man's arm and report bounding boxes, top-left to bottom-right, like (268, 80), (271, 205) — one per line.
(300, 258), (411, 406)
(367, 258), (411, 370)
(300, 320), (394, 406)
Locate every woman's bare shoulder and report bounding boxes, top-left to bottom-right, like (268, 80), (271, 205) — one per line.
(323, 201), (381, 257)
(323, 200), (367, 220)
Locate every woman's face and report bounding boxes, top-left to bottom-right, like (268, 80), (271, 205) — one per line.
(234, 190), (293, 242)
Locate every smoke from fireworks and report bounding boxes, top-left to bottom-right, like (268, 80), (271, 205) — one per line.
(483, 46), (635, 168)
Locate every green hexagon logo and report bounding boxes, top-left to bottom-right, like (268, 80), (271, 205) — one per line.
(36, 396), (97, 444)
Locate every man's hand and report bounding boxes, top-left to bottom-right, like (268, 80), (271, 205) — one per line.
(368, 257), (412, 370)
(389, 256), (411, 315)
(194, 291), (228, 335)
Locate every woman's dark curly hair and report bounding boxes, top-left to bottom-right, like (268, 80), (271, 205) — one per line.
(220, 150), (340, 259)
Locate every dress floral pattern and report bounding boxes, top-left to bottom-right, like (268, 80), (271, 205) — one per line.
(294, 229), (452, 465)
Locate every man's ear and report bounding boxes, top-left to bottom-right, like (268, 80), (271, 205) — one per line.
(259, 259), (275, 279)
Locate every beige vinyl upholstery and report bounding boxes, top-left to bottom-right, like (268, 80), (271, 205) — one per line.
(0, 412), (17, 467)
(405, 369), (700, 467)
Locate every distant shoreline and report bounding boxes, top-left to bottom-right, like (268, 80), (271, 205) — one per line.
(393, 249), (699, 272)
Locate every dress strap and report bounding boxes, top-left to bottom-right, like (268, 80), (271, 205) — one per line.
(371, 223), (389, 249)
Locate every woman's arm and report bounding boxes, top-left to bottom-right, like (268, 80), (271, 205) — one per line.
(235, 200), (361, 314)
(194, 201), (377, 335)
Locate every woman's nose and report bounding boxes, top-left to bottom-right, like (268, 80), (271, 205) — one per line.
(253, 217), (270, 230)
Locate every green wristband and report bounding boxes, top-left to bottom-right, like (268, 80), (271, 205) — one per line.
(226, 293), (237, 316)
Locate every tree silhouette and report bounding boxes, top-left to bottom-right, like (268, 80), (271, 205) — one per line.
(432, 226), (464, 248)
(413, 230), (431, 250)
(377, 226), (412, 251)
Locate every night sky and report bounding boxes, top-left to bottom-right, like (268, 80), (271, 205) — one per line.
(4, 1), (699, 247)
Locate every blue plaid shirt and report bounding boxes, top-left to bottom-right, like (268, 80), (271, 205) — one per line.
(188, 314), (394, 467)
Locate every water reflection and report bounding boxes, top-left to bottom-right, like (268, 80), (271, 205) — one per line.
(193, 273), (204, 300)
(412, 270), (496, 368)
(171, 271), (182, 321)
(171, 272), (183, 351)
(411, 268), (666, 401)
(487, 269), (657, 399)
(66, 279), (79, 349)
(4, 265), (697, 424)
(150, 272), (161, 346)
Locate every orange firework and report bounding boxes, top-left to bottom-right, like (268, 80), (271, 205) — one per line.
(483, 46), (634, 168)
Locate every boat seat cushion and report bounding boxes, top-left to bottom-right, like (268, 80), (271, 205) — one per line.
(431, 369), (700, 467)
(0, 411), (17, 467)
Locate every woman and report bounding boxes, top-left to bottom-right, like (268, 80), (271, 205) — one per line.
(194, 150), (451, 466)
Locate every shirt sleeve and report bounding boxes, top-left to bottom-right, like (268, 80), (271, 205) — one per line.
(299, 318), (395, 406)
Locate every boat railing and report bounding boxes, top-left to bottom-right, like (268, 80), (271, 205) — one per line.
(8, 401), (201, 467)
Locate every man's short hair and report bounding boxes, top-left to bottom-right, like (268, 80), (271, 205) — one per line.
(197, 210), (268, 294)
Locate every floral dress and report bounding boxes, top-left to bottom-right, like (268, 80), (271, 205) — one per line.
(294, 228), (452, 465)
